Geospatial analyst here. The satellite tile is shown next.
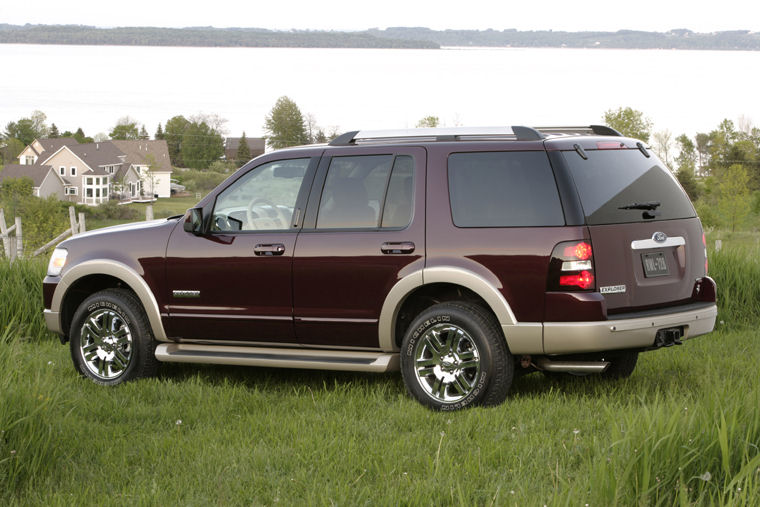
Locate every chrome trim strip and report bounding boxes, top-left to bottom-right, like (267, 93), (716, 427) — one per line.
(631, 236), (685, 250)
(169, 313), (292, 321)
(175, 338), (382, 352)
(155, 343), (399, 372)
(295, 317), (378, 324)
(543, 304), (717, 354)
(52, 259), (168, 341)
(172, 290), (200, 298)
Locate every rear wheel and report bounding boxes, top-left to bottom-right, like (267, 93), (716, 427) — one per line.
(69, 288), (159, 385)
(400, 302), (513, 411)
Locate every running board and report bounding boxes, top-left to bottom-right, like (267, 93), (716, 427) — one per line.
(534, 357), (610, 373)
(154, 343), (399, 373)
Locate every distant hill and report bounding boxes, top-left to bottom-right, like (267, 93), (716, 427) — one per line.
(1, 24), (759, 50)
(368, 27), (760, 50)
(0, 24), (438, 49)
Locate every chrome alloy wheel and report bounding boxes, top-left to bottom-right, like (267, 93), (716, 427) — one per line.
(413, 323), (482, 403)
(79, 308), (133, 380)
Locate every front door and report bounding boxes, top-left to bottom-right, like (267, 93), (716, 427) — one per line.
(164, 156), (317, 343)
(293, 147), (426, 349)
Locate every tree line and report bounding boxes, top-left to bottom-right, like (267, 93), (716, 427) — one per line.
(1, 96), (337, 169)
(3, 24), (760, 51)
(604, 107), (760, 231)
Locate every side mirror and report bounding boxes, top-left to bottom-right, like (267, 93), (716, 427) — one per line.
(183, 207), (204, 235)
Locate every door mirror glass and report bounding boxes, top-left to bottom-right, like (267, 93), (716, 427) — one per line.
(184, 207), (204, 235)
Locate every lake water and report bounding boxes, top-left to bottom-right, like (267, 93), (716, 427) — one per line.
(1, 44), (759, 140)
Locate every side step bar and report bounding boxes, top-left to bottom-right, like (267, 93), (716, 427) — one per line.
(534, 357), (610, 374)
(155, 343), (399, 373)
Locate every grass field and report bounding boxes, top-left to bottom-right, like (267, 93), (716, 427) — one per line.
(1, 242), (759, 504)
(85, 195), (200, 230)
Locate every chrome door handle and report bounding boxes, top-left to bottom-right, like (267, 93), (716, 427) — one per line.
(254, 243), (286, 256)
(381, 242), (415, 254)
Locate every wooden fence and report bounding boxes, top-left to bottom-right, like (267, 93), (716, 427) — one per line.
(1, 205), (153, 262)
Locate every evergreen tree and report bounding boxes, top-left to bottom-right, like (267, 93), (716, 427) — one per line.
(264, 96), (308, 149)
(73, 128), (93, 144)
(155, 122), (164, 140)
(49, 123), (60, 138)
(139, 124), (149, 139)
(236, 132), (251, 165)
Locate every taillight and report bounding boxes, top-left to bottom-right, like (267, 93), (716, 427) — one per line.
(548, 240), (596, 291)
(702, 232), (708, 275)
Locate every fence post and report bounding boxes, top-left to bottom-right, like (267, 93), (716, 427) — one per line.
(69, 206), (78, 236)
(0, 208), (9, 258)
(715, 239), (722, 252)
(78, 212), (86, 233)
(146, 205), (154, 221)
(14, 216), (23, 260)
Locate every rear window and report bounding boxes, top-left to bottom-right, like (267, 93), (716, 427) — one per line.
(562, 149), (696, 225)
(448, 151), (565, 227)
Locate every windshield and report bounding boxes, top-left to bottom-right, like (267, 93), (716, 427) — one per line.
(562, 149), (696, 225)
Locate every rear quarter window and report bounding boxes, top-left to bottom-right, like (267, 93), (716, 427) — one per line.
(448, 151), (565, 227)
(562, 149), (696, 225)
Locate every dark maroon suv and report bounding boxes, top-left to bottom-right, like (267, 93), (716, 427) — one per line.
(43, 125), (717, 410)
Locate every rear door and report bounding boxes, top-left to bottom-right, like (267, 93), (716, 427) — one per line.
(292, 146), (425, 349)
(558, 146), (706, 313)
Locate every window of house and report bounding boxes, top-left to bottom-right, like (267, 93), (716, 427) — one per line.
(66, 187), (78, 196)
(59, 166), (66, 176)
(71, 167), (77, 177)
(86, 188), (93, 197)
(86, 177), (93, 185)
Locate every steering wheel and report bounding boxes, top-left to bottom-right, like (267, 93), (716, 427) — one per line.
(246, 198), (291, 230)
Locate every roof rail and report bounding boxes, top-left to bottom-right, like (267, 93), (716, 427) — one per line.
(328, 126), (545, 146)
(535, 125), (623, 137)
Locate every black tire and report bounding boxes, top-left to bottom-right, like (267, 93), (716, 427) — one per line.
(600, 351), (639, 379)
(400, 302), (513, 411)
(69, 288), (159, 385)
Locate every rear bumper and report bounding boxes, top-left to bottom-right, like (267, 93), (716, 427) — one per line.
(542, 303), (717, 354)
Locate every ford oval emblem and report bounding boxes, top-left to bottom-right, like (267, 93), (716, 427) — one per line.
(652, 232), (667, 243)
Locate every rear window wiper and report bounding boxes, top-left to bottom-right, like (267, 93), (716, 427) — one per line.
(618, 201), (661, 211)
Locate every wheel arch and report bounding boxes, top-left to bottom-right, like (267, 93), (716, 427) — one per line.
(378, 267), (517, 352)
(53, 260), (167, 342)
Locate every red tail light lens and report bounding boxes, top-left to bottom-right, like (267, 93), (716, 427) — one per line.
(563, 242), (592, 260)
(560, 271), (595, 290)
(548, 240), (596, 291)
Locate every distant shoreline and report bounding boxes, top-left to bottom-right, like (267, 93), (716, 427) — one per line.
(1, 24), (759, 51)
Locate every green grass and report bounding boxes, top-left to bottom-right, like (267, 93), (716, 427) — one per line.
(85, 195), (200, 230)
(1, 238), (759, 504)
(1, 328), (758, 504)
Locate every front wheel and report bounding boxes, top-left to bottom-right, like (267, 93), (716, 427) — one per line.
(69, 288), (159, 385)
(400, 302), (513, 411)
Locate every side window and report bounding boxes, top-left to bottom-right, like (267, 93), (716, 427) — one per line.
(212, 158), (310, 232)
(448, 151), (565, 227)
(381, 155), (414, 228)
(317, 155), (393, 229)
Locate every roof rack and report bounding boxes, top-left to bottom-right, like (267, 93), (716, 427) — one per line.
(328, 125), (620, 146)
(534, 125), (623, 137)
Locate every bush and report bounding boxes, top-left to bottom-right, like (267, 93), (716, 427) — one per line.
(176, 169), (227, 194)
(86, 200), (139, 221)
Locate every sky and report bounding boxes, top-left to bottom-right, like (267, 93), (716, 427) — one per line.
(2, 0), (760, 33)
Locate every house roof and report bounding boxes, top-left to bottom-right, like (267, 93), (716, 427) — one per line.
(0, 164), (55, 187)
(67, 142), (126, 175)
(225, 136), (266, 153)
(110, 140), (172, 172)
(37, 137), (78, 154)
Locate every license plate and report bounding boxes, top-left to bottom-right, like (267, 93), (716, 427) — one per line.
(642, 252), (669, 277)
